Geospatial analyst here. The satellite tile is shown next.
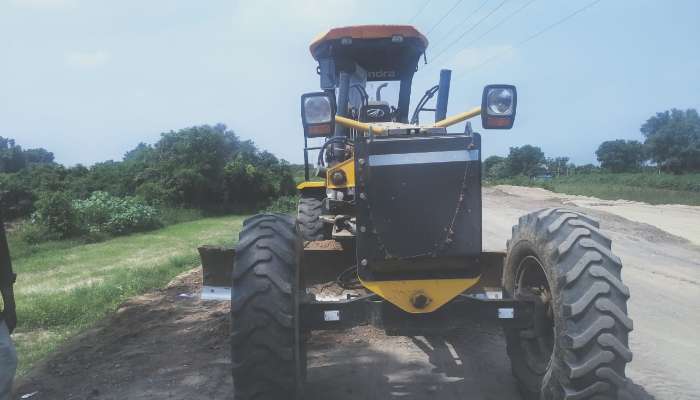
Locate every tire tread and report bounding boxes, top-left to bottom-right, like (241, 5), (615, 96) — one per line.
(505, 208), (632, 399)
(231, 213), (302, 399)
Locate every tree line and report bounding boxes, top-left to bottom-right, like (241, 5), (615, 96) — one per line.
(0, 124), (296, 239)
(484, 108), (700, 179)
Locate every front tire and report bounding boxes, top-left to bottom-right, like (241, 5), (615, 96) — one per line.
(297, 191), (327, 241)
(231, 214), (305, 399)
(504, 208), (633, 400)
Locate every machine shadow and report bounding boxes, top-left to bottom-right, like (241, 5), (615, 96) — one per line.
(305, 323), (522, 400)
(305, 323), (656, 400)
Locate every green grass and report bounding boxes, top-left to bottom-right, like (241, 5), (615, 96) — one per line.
(489, 172), (700, 206)
(6, 207), (206, 260)
(8, 215), (246, 376)
(7, 233), (85, 261)
(547, 183), (700, 205)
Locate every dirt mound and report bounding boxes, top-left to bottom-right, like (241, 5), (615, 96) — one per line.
(494, 185), (700, 246)
(14, 270), (232, 400)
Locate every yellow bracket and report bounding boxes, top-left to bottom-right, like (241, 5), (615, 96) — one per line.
(296, 181), (326, 190)
(326, 157), (356, 189)
(360, 276), (481, 314)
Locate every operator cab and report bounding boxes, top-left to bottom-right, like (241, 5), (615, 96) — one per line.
(299, 25), (517, 183)
(310, 25), (427, 124)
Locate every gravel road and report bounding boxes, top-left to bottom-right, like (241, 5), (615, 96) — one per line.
(15, 186), (700, 400)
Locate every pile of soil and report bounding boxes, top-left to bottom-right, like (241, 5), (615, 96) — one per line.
(14, 270), (232, 400)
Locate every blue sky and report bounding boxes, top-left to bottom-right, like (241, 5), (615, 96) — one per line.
(1, 0), (699, 166)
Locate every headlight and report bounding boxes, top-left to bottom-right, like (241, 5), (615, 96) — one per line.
(303, 95), (332, 124)
(486, 88), (514, 116)
(301, 92), (335, 137)
(481, 84), (517, 129)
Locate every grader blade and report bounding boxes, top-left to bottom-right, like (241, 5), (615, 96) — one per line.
(198, 245), (234, 301)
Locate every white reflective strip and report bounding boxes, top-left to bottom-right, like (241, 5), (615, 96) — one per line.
(485, 290), (503, 300)
(498, 308), (514, 319)
(201, 286), (232, 301)
(324, 310), (341, 321)
(369, 149), (479, 166)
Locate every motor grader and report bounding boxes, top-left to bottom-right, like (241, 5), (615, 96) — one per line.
(207, 25), (633, 400)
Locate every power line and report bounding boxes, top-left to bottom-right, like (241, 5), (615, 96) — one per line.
(422, 0), (534, 75)
(408, 0), (433, 23)
(455, 0), (603, 78)
(426, 0), (466, 35)
(465, 0), (538, 49)
(427, 0), (491, 54)
(429, 0), (510, 66)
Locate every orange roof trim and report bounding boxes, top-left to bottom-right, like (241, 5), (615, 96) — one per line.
(310, 25), (428, 57)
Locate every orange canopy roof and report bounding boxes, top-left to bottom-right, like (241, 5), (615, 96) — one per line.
(310, 25), (428, 58)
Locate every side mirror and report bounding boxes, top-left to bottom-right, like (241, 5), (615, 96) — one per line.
(301, 92), (335, 137)
(481, 84), (517, 129)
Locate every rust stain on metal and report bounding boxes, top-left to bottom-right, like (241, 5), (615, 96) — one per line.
(304, 240), (345, 251)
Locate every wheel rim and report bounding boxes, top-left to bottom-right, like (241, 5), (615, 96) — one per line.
(515, 255), (555, 375)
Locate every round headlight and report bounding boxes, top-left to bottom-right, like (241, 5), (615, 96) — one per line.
(304, 96), (332, 124)
(486, 88), (514, 116)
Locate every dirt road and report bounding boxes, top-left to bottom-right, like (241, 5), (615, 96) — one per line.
(15, 186), (700, 400)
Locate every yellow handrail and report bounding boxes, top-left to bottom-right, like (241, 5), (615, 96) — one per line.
(433, 106), (481, 128)
(335, 115), (386, 134)
(334, 106), (481, 133)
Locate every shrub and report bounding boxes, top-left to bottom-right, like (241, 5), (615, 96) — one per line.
(15, 221), (57, 245)
(33, 191), (78, 238)
(158, 207), (204, 226)
(264, 195), (299, 214)
(73, 191), (161, 235)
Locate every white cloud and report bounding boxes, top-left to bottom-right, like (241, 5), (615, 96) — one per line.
(10, 0), (76, 9)
(64, 50), (111, 69)
(447, 45), (516, 71)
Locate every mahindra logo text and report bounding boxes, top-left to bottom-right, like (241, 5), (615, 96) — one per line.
(368, 70), (396, 79)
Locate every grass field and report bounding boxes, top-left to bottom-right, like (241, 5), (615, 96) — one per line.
(7, 215), (245, 376)
(490, 173), (700, 206)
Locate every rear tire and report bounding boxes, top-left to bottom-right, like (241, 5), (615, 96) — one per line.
(504, 208), (633, 400)
(297, 191), (327, 241)
(231, 214), (305, 400)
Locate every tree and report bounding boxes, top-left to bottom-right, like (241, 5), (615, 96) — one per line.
(23, 148), (54, 165)
(507, 145), (545, 177)
(0, 173), (35, 219)
(483, 156), (505, 173)
(0, 138), (54, 172)
(482, 155), (510, 179)
(545, 157), (570, 176)
(595, 140), (646, 172)
(123, 142), (152, 163)
(641, 108), (700, 173)
(148, 124), (246, 207)
(0, 125), (296, 219)
(0, 137), (26, 173)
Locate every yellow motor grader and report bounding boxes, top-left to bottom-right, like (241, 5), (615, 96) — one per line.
(208, 25), (632, 400)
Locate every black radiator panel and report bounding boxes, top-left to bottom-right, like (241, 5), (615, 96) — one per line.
(355, 134), (482, 273)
